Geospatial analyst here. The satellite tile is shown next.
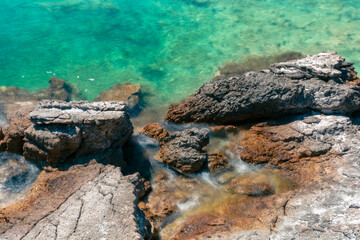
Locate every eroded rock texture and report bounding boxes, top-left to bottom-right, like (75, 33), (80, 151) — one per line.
(203, 115), (360, 240)
(0, 163), (151, 240)
(166, 52), (360, 124)
(22, 100), (133, 164)
(156, 128), (210, 173)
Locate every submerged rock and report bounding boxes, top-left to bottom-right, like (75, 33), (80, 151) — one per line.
(166, 52), (360, 124)
(157, 128), (210, 174)
(95, 83), (142, 116)
(227, 172), (275, 197)
(214, 51), (302, 79)
(22, 100), (133, 164)
(0, 77), (75, 103)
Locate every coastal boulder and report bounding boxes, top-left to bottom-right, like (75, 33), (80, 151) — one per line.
(23, 100), (133, 164)
(166, 52), (360, 124)
(156, 128), (209, 173)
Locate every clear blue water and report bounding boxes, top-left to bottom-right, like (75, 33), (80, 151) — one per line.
(1, 0), (360, 107)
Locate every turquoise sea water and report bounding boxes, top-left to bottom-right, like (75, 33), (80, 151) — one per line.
(1, 0), (360, 107)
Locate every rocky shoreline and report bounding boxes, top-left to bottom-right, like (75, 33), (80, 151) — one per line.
(1, 52), (360, 239)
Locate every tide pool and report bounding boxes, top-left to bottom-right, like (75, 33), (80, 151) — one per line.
(1, 0), (360, 107)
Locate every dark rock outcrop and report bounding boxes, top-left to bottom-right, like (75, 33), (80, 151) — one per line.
(22, 100), (133, 164)
(156, 128), (210, 173)
(166, 52), (360, 124)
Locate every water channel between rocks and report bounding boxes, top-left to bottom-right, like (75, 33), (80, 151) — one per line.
(128, 124), (295, 239)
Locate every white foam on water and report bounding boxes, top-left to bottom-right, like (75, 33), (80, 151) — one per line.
(199, 172), (219, 189)
(177, 195), (200, 212)
(226, 151), (255, 174)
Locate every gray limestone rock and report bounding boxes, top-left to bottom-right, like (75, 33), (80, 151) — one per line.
(23, 100), (133, 164)
(20, 165), (150, 240)
(269, 51), (355, 81)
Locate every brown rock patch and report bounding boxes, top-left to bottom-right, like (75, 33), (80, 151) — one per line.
(140, 123), (168, 141)
(207, 152), (230, 172)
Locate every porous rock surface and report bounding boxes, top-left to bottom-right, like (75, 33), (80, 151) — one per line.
(156, 128), (210, 173)
(22, 100), (133, 164)
(166, 52), (360, 124)
(203, 115), (360, 240)
(0, 163), (150, 240)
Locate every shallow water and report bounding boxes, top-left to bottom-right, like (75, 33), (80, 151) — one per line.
(0, 152), (40, 208)
(1, 0), (360, 108)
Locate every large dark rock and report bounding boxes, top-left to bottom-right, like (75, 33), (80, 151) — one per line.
(22, 100), (133, 164)
(157, 128), (209, 173)
(166, 52), (360, 124)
